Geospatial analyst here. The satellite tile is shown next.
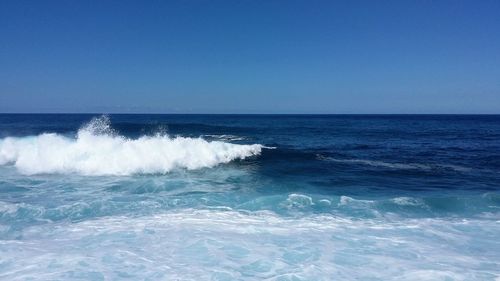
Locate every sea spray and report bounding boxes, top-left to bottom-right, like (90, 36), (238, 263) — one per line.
(0, 116), (263, 175)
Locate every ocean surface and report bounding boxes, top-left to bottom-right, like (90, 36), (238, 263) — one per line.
(0, 114), (499, 280)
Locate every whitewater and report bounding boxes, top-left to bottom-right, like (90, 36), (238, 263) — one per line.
(0, 114), (499, 280)
(0, 116), (263, 175)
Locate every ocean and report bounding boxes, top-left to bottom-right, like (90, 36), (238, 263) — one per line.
(0, 114), (499, 280)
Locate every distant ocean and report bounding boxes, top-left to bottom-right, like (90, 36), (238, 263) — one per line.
(0, 114), (499, 280)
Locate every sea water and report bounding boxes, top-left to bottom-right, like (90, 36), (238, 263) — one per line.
(0, 114), (499, 280)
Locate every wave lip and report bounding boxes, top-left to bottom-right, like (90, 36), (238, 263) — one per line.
(0, 116), (264, 176)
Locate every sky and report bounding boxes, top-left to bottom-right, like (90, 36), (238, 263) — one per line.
(1, 0), (499, 114)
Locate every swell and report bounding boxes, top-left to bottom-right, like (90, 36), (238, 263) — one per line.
(257, 147), (475, 174)
(317, 155), (472, 172)
(0, 116), (264, 176)
(2, 192), (497, 229)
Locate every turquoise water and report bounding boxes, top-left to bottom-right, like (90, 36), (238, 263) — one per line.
(0, 114), (499, 280)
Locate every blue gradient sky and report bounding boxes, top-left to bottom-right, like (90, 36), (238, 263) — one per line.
(1, 0), (499, 113)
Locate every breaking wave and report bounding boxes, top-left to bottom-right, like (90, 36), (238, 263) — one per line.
(0, 116), (264, 176)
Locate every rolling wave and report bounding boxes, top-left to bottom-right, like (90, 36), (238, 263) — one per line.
(0, 116), (263, 176)
(317, 155), (471, 172)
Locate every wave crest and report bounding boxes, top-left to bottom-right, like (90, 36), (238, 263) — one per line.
(0, 116), (263, 176)
(317, 155), (471, 172)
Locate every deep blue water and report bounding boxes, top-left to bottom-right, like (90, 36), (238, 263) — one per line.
(0, 114), (499, 280)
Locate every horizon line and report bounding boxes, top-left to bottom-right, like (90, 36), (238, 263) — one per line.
(0, 112), (499, 115)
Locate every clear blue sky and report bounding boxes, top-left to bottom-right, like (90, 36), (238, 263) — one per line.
(1, 0), (499, 113)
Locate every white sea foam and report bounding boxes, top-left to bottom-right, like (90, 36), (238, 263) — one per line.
(203, 134), (246, 141)
(339, 195), (374, 206)
(282, 193), (314, 209)
(391, 197), (426, 207)
(1, 209), (498, 280)
(0, 116), (263, 176)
